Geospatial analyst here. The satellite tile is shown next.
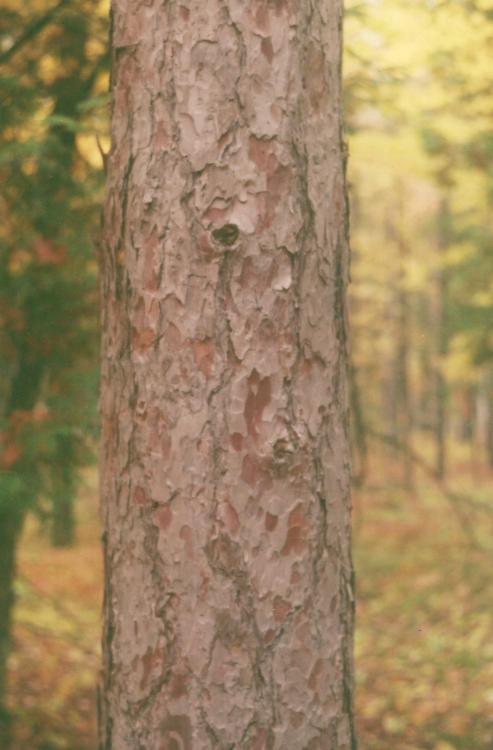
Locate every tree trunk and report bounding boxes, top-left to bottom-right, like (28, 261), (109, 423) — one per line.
(101, 2), (355, 749)
(50, 435), (76, 548)
(433, 199), (449, 479)
(349, 360), (367, 487)
(388, 198), (414, 490)
(0, 350), (43, 725)
(483, 369), (493, 469)
(487, 399), (493, 470)
(456, 385), (475, 444)
(0, 508), (24, 741)
(50, 484), (76, 548)
(395, 283), (413, 489)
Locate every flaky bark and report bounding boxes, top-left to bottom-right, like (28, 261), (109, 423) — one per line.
(100, 1), (354, 748)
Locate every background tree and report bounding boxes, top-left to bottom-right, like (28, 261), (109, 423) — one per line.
(345, 2), (493, 747)
(100, 1), (355, 747)
(345, 0), (493, 480)
(0, 0), (107, 731)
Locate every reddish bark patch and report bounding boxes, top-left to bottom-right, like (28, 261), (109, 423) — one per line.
(165, 322), (182, 352)
(133, 327), (155, 353)
(265, 512), (278, 531)
(264, 165), (291, 230)
(240, 454), (255, 485)
(143, 228), (159, 291)
(254, 3), (270, 32)
(161, 431), (172, 462)
(222, 500), (240, 535)
(198, 231), (215, 261)
(248, 138), (292, 229)
(192, 338), (214, 378)
(290, 711), (304, 729)
(203, 204), (229, 226)
(308, 658), (324, 691)
(230, 432), (244, 451)
(154, 506), (173, 531)
(246, 727), (273, 750)
(179, 525), (194, 558)
(281, 503), (306, 556)
(179, 5), (190, 21)
(140, 646), (161, 691)
(155, 120), (169, 151)
(290, 564), (301, 584)
(260, 36), (274, 63)
(241, 453), (259, 487)
(273, 595), (291, 623)
(133, 486), (148, 506)
(147, 409), (172, 462)
(238, 255), (259, 290)
(248, 136), (278, 174)
(244, 369), (271, 439)
(169, 671), (189, 699)
(306, 43), (327, 110)
(263, 628), (276, 645)
(241, 453), (272, 493)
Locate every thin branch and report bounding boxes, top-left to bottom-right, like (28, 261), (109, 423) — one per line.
(0, 0), (72, 67)
(367, 427), (493, 547)
(15, 620), (97, 658)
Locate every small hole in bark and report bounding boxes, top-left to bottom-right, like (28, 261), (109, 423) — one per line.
(211, 223), (239, 246)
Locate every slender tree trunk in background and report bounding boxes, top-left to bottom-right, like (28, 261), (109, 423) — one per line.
(386, 202), (413, 489)
(382, 304), (399, 469)
(433, 199), (449, 480)
(101, 2), (355, 748)
(51, 490), (76, 548)
(51, 484), (76, 546)
(434, 292), (447, 479)
(483, 370), (493, 469)
(0, 509), (24, 734)
(456, 385), (475, 444)
(415, 292), (434, 434)
(487, 402), (493, 469)
(349, 360), (367, 487)
(0, 352), (43, 735)
(395, 281), (413, 488)
(390, 201), (414, 490)
(50, 435), (76, 548)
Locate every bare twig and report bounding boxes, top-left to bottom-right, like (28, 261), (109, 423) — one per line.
(0, 0), (72, 67)
(367, 427), (492, 547)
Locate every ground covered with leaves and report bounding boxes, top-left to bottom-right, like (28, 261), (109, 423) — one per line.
(7, 471), (101, 750)
(355, 461), (493, 750)
(5, 465), (493, 749)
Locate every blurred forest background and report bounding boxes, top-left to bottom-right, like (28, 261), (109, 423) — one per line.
(0, 0), (492, 748)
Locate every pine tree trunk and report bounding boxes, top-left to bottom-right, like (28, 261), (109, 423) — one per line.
(101, 2), (355, 748)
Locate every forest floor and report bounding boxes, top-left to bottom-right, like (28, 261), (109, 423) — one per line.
(6, 455), (493, 750)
